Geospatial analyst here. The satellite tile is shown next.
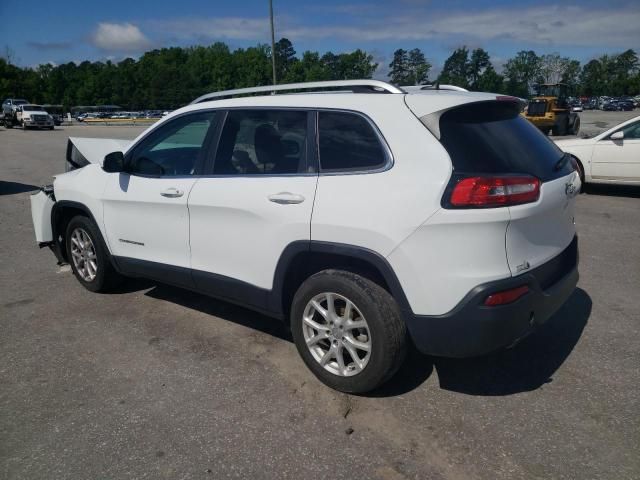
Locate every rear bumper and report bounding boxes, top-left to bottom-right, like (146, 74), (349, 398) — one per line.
(405, 236), (578, 357)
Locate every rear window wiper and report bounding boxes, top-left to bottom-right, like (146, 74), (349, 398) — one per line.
(554, 152), (571, 171)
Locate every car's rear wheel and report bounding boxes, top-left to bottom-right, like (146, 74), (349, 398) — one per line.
(65, 215), (122, 292)
(291, 270), (407, 393)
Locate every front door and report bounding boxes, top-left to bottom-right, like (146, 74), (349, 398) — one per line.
(102, 110), (218, 285)
(188, 109), (317, 308)
(591, 119), (640, 182)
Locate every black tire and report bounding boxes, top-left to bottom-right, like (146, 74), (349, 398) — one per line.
(65, 215), (123, 292)
(571, 117), (580, 136)
(554, 120), (567, 136)
(290, 269), (407, 393)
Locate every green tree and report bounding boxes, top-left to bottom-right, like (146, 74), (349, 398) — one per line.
(407, 48), (431, 85)
(274, 38), (297, 82)
(477, 64), (504, 93)
(388, 48), (430, 85)
(503, 50), (541, 97)
(469, 48), (490, 90)
(439, 47), (471, 88)
(388, 49), (410, 85)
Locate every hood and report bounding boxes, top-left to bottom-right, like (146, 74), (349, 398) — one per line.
(22, 109), (49, 115)
(554, 138), (593, 148)
(67, 137), (133, 167)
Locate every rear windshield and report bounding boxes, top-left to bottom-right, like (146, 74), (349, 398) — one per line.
(435, 101), (572, 182)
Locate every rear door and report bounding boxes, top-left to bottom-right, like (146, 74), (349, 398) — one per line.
(591, 119), (640, 182)
(436, 101), (579, 276)
(188, 109), (317, 303)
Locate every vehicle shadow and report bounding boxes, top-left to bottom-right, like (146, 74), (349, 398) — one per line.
(0, 181), (39, 196)
(114, 278), (590, 398)
(431, 288), (591, 396)
(144, 282), (293, 342)
(584, 184), (640, 198)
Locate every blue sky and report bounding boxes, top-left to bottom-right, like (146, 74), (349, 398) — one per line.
(1, 0), (638, 78)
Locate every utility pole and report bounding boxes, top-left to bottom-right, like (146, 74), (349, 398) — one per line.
(269, 0), (277, 85)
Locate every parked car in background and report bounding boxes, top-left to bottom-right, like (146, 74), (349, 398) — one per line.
(617, 100), (635, 111)
(555, 115), (640, 186)
(30, 80), (580, 393)
(603, 101), (619, 111)
(570, 101), (583, 112)
(16, 104), (54, 130)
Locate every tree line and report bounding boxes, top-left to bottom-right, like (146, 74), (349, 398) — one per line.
(1, 38), (638, 110)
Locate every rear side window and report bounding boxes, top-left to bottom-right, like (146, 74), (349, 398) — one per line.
(213, 110), (309, 175)
(318, 111), (388, 172)
(436, 102), (571, 182)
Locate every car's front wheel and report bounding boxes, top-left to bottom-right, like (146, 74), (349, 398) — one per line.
(65, 215), (122, 292)
(291, 270), (407, 393)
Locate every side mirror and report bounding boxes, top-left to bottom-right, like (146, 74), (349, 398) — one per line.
(103, 151), (125, 173)
(610, 131), (624, 141)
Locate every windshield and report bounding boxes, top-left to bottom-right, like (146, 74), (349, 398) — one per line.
(435, 101), (573, 182)
(14, 99), (28, 105)
(23, 105), (44, 111)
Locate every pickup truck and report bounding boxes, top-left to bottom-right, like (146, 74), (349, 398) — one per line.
(16, 104), (55, 130)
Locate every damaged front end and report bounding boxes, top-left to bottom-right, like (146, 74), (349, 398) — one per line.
(29, 184), (66, 264)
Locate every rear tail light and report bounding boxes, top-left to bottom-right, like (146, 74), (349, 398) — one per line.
(447, 175), (540, 208)
(484, 285), (529, 306)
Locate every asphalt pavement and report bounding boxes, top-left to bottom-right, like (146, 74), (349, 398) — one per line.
(1, 111), (639, 479)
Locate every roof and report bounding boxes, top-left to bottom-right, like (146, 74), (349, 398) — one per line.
(155, 80), (516, 130)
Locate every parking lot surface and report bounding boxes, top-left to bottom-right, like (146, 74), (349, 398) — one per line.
(1, 112), (639, 479)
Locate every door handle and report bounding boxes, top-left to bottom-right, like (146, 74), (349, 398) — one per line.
(268, 192), (305, 204)
(160, 188), (184, 198)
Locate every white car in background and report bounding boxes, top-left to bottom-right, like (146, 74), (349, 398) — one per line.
(555, 115), (640, 186)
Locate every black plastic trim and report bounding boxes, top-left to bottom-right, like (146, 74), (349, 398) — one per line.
(51, 200), (119, 270)
(405, 236), (579, 357)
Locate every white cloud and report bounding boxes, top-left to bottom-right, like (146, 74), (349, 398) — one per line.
(148, 17), (270, 41)
(92, 22), (152, 52)
(147, 5), (639, 49)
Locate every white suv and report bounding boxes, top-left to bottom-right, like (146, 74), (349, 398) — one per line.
(30, 80), (580, 393)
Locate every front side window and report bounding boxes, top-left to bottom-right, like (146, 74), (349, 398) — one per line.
(619, 121), (640, 140)
(128, 111), (216, 176)
(318, 111), (388, 173)
(213, 110), (309, 175)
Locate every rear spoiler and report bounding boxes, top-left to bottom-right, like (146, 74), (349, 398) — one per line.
(66, 137), (133, 171)
(408, 95), (525, 140)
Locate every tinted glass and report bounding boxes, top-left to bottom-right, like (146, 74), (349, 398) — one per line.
(620, 121), (640, 139)
(437, 101), (571, 182)
(214, 110), (308, 175)
(318, 112), (387, 172)
(129, 111), (215, 176)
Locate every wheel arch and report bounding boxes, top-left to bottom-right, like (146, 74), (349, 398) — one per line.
(51, 201), (113, 263)
(271, 241), (412, 322)
(567, 153), (586, 186)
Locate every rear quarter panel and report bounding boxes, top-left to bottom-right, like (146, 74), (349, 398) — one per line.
(311, 99), (452, 257)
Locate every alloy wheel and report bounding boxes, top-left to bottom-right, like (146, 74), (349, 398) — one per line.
(302, 292), (372, 377)
(70, 228), (98, 282)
